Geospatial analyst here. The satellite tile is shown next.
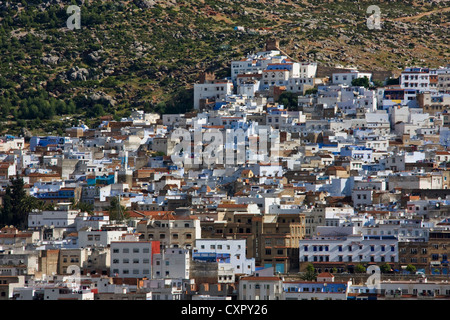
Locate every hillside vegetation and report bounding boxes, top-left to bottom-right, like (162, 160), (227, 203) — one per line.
(0, 0), (448, 135)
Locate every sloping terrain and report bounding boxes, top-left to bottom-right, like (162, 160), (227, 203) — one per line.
(0, 0), (448, 135)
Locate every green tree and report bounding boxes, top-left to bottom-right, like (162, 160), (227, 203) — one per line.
(351, 76), (370, 88)
(406, 264), (417, 274)
(380, 263), (392, 273)
(0, 177), (39, 229)
(277, 91), (299, 110)
(304, 88), (318, 95)
(74, 201), (94, 215)
(355, 264), (366, 273)
(108, 196), (128, 222)
(301, 263), (317, 281)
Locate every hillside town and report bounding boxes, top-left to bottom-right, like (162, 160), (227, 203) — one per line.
(1, 39), (450, 301)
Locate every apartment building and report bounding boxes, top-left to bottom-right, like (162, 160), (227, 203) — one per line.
(427, 230), (450, 275)
(152, 247), (190, 279)
(110, 241), (160, 278)
(398, 241), (429, 274)
(136, 213), (201, 250)
(238, 276), (284, 300)
(299, 234), (399, 273)
(28, 203), (79, 239)
(193, 80), (234, 110)
(193, 239), (255, 275)
(332, 70), (372, 86)
(400, 67), (431, 91)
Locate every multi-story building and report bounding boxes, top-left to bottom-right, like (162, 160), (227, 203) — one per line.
(152, 247), (190, 279)
(238, 276), (284, 300)
(193, 239), (255, 275)
(332, 70), (372, 86)
(136, 213), (201, 250)
(193, 75), (234, 110)
(400, 67), (431, 92)
(110, 241), (160, 279)
(427, 230), (450, 275)
(298, 234), (399, 274)
(417, 91), (450, 116)
(437, 68), (450, 93)
(28, 203), (79, 239)
(398, 241), (428, 273)
(77, 226), (128, 249)
(202, 209), (304, 273)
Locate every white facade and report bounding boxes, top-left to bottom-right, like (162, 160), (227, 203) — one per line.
(299, 234), (398, 264)
(194, 239), (255, 275)
(193, 81), (234, 109)
(400, 67), (431, 91)
(152, 248), (190, 279)
(28, 204), (79, 231)
(332, 71), (372, 86)
(110, 241), (157, 278)
(238, 276), (284, 300)
(77, 228), (127, 249)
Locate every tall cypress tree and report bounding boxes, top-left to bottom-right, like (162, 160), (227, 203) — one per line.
(0, 186), (14, 227)
(0, 177), (36, 230)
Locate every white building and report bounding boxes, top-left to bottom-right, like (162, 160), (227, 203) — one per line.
(332, 70), (372, 86)
(77, 227), (128, 249)
(193, 239), (255, 275)
(299, 234), (398, 265)
(152, 248), (190, 279)
(238, 276), (284, 300)
(28, 203), (79, 237)
(400, 67), (431, 92)
(110, 241), (158, 278)
(193, 80), (234, 110)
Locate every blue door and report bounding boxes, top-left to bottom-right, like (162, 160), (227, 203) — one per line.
(276, 263), (285, 274)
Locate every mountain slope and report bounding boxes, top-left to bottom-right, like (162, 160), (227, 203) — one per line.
(0, 0), (448, 135)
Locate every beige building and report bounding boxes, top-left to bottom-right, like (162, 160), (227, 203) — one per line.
(136, 213), (201, 249)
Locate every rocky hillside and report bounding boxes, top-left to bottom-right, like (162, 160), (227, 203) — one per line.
(0, 0), (448, 135)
